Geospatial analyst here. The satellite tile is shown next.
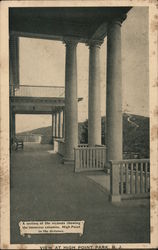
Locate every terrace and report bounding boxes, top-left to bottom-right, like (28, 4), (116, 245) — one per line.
(10, 143), (150, 244)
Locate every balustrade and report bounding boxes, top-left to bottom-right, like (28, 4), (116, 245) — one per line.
(10, 85), (65, 98)
(74, 146), (106, 172)
(110, 159), (150, 200)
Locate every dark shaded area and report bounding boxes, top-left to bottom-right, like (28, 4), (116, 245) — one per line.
(9, 7), (131, 41)
(123, 113), (149, 158)
(79, 113), (149, 159)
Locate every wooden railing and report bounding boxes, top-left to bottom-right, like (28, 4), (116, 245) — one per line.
(78, 144), (88, 148)
(110, 159), (150, 201)
(10, 85), (65, 98)
(74, 146), (106, 172)
(16, 134), (42, 143)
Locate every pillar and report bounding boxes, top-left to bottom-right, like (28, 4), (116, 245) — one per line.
(88, 40), (102, 146)
(106, 16), (127, 202)
(63, 39), (78, 163)
(106, 17), (125, 162)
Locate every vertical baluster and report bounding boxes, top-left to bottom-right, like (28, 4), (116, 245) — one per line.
(103, 148), (106, 168)
(87, 148), (89, 169)
(83, 149), (86, 168)
(79, 149), (82, 169)
(130, 163), (134, 194)
(140, 162), (144, 193)
(98, 149), (101, 168)
(135, 163), (138, 194)
(100, 148), (102, 168)
(82, 149), (84, 169)
(120, 164), (123, 194)
(92, 148), (95, 168)
(99, 149), (101, 168)
(74, 149), (77, 170)
(101, 149), (103, 168)
(82, 149), (84, 168)
(85, 148), (87, 168)
(96, 148), (98, 168)
(125, 163), (129, 194)
(100, 149), (102, 168)
(89, 148), (92, 168)
(145, 162), (148, 192)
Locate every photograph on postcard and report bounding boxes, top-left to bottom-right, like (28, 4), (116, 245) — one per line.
(1, 2), (153, 247)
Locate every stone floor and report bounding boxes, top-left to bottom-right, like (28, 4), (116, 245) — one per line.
(10, 143), (150, 244)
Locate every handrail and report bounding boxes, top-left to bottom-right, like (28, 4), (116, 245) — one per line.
(75, 146), (105, 150)
(14, 85), (65, 88)
(110, 159), (150, 164)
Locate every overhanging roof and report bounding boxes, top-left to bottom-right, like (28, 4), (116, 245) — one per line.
(9, 7), (131, 42)
(10, 96), (83, 114)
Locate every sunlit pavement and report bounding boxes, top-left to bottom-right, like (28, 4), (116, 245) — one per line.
(10, 143), (150, 244)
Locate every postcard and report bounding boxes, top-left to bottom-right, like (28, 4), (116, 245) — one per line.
(0, 0), (158, 249)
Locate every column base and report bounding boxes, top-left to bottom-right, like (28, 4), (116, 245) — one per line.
(109, 194), (121, 202)
(63, 157), (74, 165)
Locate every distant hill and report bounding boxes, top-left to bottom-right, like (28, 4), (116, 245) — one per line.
(18, 126), (52, 137)
(123, 113), (149, 158)
(17, 126), (53, 144)
(17, 113), (149, 158)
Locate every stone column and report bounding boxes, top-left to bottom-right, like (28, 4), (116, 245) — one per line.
(63, 39), (78, 163)
(58, 111), (61, 138)
(88, 40), (102, 146)
(106, 17), (125, 162)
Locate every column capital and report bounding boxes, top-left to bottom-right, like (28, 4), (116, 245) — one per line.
(86, 39), (104, 49)
(63, 38), (78, 48)
(108, 14), (127, 27)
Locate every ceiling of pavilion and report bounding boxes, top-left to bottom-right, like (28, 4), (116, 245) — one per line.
(9, 7), (131, 42)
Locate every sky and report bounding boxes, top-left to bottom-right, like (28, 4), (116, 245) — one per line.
(16, 7), (149, 133)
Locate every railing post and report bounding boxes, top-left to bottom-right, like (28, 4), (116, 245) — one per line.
(109, 161), (121, 202)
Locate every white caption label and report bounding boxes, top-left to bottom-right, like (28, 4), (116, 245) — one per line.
(19, 221), (85, 236)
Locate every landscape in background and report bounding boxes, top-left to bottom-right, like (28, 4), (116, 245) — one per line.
(17, 113), (149, 159)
